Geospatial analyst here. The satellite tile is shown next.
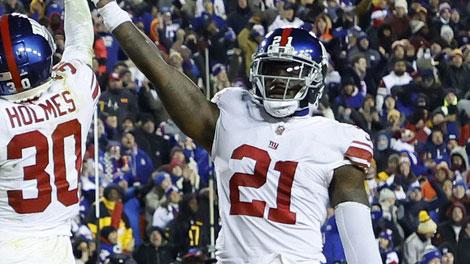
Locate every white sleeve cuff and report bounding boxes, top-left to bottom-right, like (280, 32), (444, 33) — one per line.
(97, 1), (132, 32)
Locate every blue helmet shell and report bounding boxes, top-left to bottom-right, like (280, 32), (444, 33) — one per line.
(0, 13), (56, 98)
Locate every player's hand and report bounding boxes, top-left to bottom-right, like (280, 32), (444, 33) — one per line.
(92, 0), (113, 8)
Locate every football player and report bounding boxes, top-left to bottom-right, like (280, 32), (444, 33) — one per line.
(0, 0), (99, 263)
(92, 0), (381, 263)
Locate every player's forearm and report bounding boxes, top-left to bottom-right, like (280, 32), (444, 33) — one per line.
(62, 0), (93, 64)
(96, 1), (219, 150)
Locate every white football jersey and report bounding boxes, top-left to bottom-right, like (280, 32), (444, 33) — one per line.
(211, 88), (373, 263)
(0, 59), (99, 237)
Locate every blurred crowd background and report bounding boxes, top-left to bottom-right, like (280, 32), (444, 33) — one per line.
(2, 0), (470, 263)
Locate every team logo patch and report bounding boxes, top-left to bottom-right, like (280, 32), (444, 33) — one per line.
(269, 140), (279, 150)
(275, 125), (285, 135)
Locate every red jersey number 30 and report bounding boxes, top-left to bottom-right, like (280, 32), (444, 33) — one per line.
(7, 119), (82, 214)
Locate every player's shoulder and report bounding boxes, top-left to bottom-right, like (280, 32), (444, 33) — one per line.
(312, 117), (370, 141)
(326, 121), (373, 170)
(211, 87), (250, 106)
(53, 59), (93, 79)
(52, 59), (99, 100)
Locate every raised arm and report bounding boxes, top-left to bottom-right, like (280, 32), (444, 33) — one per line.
(62, 0), (94, 65)
(94, 0), (219, 151)
(330, 165), (382, 264)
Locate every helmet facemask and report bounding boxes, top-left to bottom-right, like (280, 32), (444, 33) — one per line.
(250, 49), (325, 117)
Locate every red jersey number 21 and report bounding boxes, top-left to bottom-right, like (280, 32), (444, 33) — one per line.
(229, 144), (297, 224)
(7, 119), (82, 214)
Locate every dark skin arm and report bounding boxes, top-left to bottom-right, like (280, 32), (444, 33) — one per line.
(97, 0), (219, 152)
(329, 165), (370, 208)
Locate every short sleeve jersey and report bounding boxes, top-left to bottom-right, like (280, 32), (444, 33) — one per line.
(0, 59), (100, 236)
(211, 88), (373, 263)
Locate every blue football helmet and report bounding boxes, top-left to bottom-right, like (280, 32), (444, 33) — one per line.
(249, 27), (327, 117)
(0, 13), (56, 101)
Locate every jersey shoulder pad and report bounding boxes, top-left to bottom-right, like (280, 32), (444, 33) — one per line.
(211, 87), (249, 106)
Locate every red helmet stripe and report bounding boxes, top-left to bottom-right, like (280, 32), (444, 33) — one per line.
(1, 15), (23, 92)
(280, 28), (293, 46)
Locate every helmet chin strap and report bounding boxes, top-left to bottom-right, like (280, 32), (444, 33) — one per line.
(263, 100), (299, 117)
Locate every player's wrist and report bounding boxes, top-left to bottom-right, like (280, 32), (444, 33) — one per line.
(96, 1), (131, 32)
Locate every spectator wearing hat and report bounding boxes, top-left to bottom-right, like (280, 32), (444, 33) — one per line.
(449, 9), (466, 45)
(347, 31), (383, 70)
(385, 108), (402, 132)
(419, 245), (442, 264)
(378, 229), (400, 264)
(355, 94), (383, 132)
(297, 0), (326, 24)
(379, 187), (399, 221)
(431, 2), (452, 41)
(335, 76), (366, 113)
(440, 244), (456, 264)
(434, 161), (453, 186)
(369, 23), (394, 58)
(99, 226), (122, 264)
(376, 59), (413, 114)
(391, 67), (444, 121)
(423, 128), (449, 163)
(446, 134), (460, 154)
(238, 16), (265, 76)
(342, 55), (378, 97)
(403, 210), (437, 264)
(395, 155), (419, 193)
(227, 0), (252, 35)
(102, 140), (125, 187)
(438, 25), (459, 49)
(399, 180), (448, 237)
(152, 186), (181, 229)
(409, 19), (431, 50)
(435, 202), (467, 250)
(377, 154), (400, 188)
(451, 180), (469, 204)
(267, 1), (303, 32)
(168, 193), (208, 257)
(87, 184), (134, 253)
(370, 201), (404, 252)
(450, 147), (469, 182)
(438, 48), (470, 96)
(144, 172), (172, 224)
(211, 63), (230, 96)
(384, 0), (410, 40)
(133, 114), (173, 168)
(192, 0), (227, 36)
(99, 71), (140, 126)
(195, 0), (227, 19)
(374, 131), (398, 172)
(133, 227), (174, 264)
(120, 131), (154, 185)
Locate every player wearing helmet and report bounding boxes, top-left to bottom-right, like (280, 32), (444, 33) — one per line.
(0, 0), (98, 263)
(92, 1), (381, 263)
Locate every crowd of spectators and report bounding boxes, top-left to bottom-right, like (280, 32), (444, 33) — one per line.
(2, 0), (470, 263)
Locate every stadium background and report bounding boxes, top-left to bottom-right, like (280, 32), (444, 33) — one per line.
(2, 0), (470, 263)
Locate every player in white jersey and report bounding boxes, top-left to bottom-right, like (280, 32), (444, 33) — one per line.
(91, 1), (382, 263)
(0, 0), (98, 263)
